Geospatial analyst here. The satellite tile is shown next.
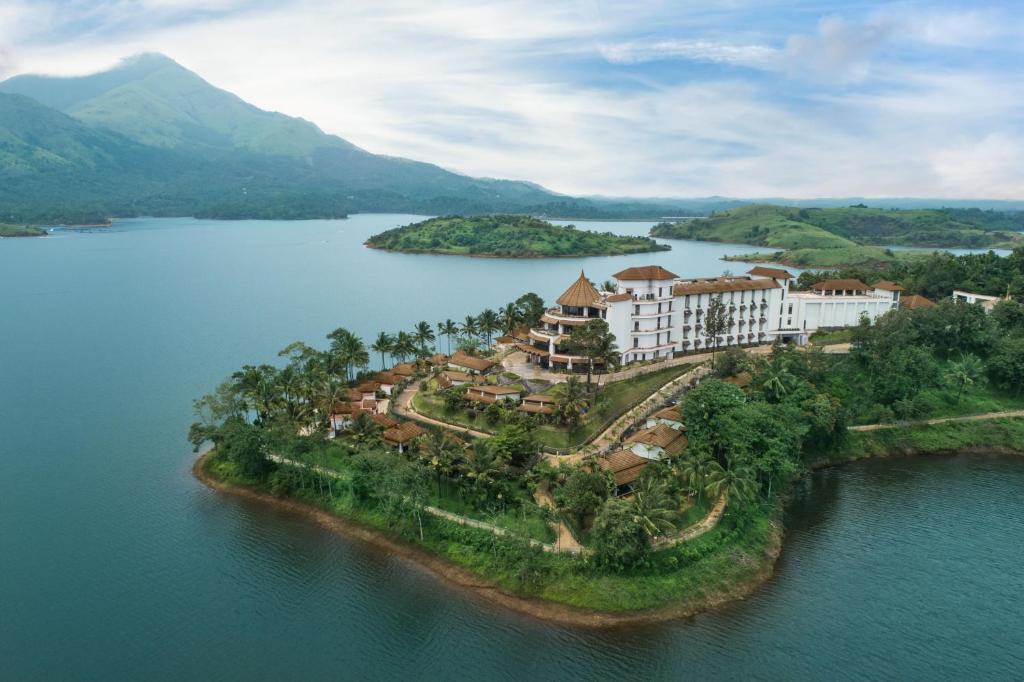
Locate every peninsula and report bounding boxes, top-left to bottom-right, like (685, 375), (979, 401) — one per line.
(0, 223), (46, 237)
(365, 215), (671, 258)
(192, 248), (1024, 624)
(651, 204), (1024, 268)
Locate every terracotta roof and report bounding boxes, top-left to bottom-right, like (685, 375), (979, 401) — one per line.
(901, 294), (937, 309)
(873, 280), (905, 291)
(651, 406), (683, 424)
(556, 271), (603, 308)
(495, 335), (517, 344)
(674, 277), (781, 296)
(613, 265), (678, 281)
(626, 423), (688, 456)
(606, 292), (631, 302)
(747, 266), (793, 280)
(383, 421), (425, 444)
(469, 385), (521, 395)
(357, 381), (380, 393)
(391, 363), (416, 377)
(450, 350), (495, 372)
(519, 402), (555, 415)
(516, 342), (550, 358)
(371, 414), (398, 429)
(812, 279), (869, 292)
(522, 393), (556, 403)
(427, 354), (449, 365)
(374, 371), (399, 385)
(599, 450), (650, 487)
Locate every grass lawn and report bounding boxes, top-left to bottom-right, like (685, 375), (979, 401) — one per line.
(809, 328), (854, 345)
(414, 363), (696, 450)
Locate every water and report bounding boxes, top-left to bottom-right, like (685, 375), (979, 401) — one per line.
(2, 216), (1022, 680)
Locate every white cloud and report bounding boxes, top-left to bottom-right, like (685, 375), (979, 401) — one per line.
(783, 15), (894, 83)
(599, 39), (777, 67)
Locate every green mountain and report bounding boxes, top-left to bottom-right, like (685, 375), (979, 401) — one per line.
(650, 204), (1024, 267)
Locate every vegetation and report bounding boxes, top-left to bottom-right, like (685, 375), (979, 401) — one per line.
(651, 204), (1024, 268)
(0, 223), (46, 237)
(365, 214), (670, 258)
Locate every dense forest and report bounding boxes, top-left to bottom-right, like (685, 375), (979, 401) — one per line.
(365, 215), (671, 257)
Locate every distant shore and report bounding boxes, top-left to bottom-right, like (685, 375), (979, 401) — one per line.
(364, 242), (671, 259)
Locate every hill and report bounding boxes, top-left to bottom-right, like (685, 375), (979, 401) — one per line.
(365, 214), (671, 257)
(651, 204), (1024, 267)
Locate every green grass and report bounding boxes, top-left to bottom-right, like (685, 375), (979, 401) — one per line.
(0, 223), (46, 237)
(414, 363), (696, 450)
(366, 214), (671, 258)
(833, 418), (1024, 462)
(809, 328), (854, 345)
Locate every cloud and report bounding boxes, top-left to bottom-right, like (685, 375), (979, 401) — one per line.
(2, 0), (1023, 199)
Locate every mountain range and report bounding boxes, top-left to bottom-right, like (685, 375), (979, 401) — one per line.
(1, 53), (1022, 225)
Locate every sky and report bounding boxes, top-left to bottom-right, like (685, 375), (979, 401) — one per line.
(0, 0), (1022, 199)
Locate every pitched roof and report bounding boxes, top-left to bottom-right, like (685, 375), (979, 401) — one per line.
(468, 385), (521, 395)
(812, 278), (869, 292)
(450, 350), (495, 372)
(518, 401), (555, 414)
(650, 406), (683, 424)
(427, 354), (449, 365)
(374, 371), (399, 385)
(522, 393), (556, 403)
(901, 294), (937, 309)
(357, 381), (380, 393)
(606, 292), (631, 302)
(391, 363), (416, 377)
(674, 277), (780, 296)
(873, 280), (905, 291)
(613, 265), (679, 281)
(556, 271), (604, 308)
(383, 421), (425, 444)
(599, 449), (650, 487)
(371, 413), (398, 429)
(747, 266), (793, 280)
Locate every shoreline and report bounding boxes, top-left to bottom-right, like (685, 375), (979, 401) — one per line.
(363, 242), (671, 260)
(192, 438), (1024, 628)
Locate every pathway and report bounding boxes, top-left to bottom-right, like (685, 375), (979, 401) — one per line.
(393, 384), (492, 438)
(849, 409), (1024, 432)
(654, 495), (727, 548)
(532, 482), (585, 555)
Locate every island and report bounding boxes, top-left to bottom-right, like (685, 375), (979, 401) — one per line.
(192, 248), (1024, 625)
(365, 214), (671, 258)
(0, 223), (47, 237)
(651, 204), (1024, 268)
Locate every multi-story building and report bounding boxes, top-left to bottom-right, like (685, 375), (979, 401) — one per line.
(520, 265), (903, 370)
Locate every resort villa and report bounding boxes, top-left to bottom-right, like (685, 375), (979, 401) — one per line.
(518, 265), (903, 369)
(952, 290), (1009, 312)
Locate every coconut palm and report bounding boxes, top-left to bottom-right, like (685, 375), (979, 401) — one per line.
(463, 440), (505, 506)
(499, 302), (522, 335)
(327, 327), (369, 381)
(676, 450), (715, 505)
(477, 308), (500, 347)
(348, 412), (384, 446)
(371, 332), (395, 370)
(392, 331), (417, 363)
(413, 321), (436, 354)
(600, 279), (618, 293)
(945, 352), (985, 403)
(630, 477), (676, 539)
(423, 429), (461, 496)
(461, 315), (479, 342)
(438, 319), (459, 355)
(231, 364), (279, 424)
(704, 459), (758, 505)
(552, 375), (588, 427)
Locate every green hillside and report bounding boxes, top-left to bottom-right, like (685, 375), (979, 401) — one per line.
(0, 223), (46, 237)
(366, 214), (671, 257)
(651, 204), (1024, 267)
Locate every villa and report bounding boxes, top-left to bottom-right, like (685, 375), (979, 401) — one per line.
(646, 405), (684, 430)
(625, 423), (688, 460)
(953, 290), (1008, 312)
(449, 350), (495, 374)
(465, 385), (521, 405)
(392, 362), (417, 378)
(599, 449), (651, 496)
(902, 294), (937, 310)
(519, 393), (557, 416)
(383, 421), (426, 452)
(520, 265), (904, 369)
(436, 370), (485, 389)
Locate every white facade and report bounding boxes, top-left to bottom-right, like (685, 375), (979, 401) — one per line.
(953, 290), (1003, 312)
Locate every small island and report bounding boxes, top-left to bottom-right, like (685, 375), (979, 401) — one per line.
(651, 204), (1024, 268)
(0, 223), (47, 237)
(366, 214), (670, 258)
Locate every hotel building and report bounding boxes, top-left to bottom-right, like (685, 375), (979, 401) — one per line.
(520, 265), (902, 368)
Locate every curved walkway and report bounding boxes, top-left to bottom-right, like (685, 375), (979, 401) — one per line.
(849, 409), (1024, 432)
(393, 385), (492, 438)
(654, 495), (727, 548)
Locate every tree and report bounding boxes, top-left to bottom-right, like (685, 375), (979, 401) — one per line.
(489, 423), (539, 469)
(629, 476), (676, 539)
(348, 412), (384, 446)
(554, 467), (610, 526)
(188, 380), (245, 450)
(438, 319), (459, 355)
(477, 308), (500, 347)
(327, 327), (369, 381)
(682, 379), (746, 463)
(600, 279), (617, 293)
(498, 302), (522, 335)
(515, 292), (546, 328)
(371, 332), (395, 370)
(945, 353), (985, 403)
(423, 429), (461, 496)
(552, 375), (588, 427)
(591, 499), (648, 570)
(219, 419), (273, 479)
(703, 295), (730, 367)
(463, 440), (506, 507)
(460, 315), (479, 342)
(392, 331), (417, 363)
(988, 337), (1024, 395)
(704, 458), (758, 507)
(413, 321), (435, 354)
(231, 364), (279, 424)
(992, 300), (1024, 334)
(565, 318), (619, 387)
(675, 449), (715, 505)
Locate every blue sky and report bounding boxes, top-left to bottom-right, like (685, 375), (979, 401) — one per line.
(1, 0), (1022, 198)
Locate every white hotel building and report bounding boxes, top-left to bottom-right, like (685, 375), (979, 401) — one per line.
(520, 265), (901, 369)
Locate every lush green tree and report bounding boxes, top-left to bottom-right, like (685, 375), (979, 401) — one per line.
(489, 423), (539, 469)
(703, 295), (730, 366)
(413, 321), (435, 354)
(987, 337), (1024, 395)
(565, 318), (619, 387)
(554, 467), (610, 526)
(682, 379), (746, 463)
(460, 315), (479, 342)
(552, 375), (588, 427)
(188, 380), (245, 449)
(991, 300), (1024, 334)
(498, 302), (522, 335)
(591, 498), (649, 571)
(348, 412), (384, 446)
(392, 331), (417, 363)
(704, 458), (758, 507)
(515, 292), (546, 328)
(945, 353), (986, 403)
(629, 477), (676, 539)
(438, 319), (460, 355)
(462, 440), (506, 507)
(219, 419), (273, 479)
(423, 429), (462, 496)
(477, 308), (500, 347)
(327, 327), (369, 381)
(231, 364), (279, 424)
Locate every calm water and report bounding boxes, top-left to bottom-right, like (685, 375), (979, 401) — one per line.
(2, 216), (1023, 680)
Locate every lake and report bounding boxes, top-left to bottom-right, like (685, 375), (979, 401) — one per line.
(2, 215), (1022, 680)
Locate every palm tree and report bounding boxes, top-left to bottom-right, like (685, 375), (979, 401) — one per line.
(477, 308), (500, 347)
(600, 279), (617, 293)
(392, 331), (417, 363)
(348, 412), (384, 446)
(371, 332), (395, 370)
(553, 375), (588, 427)
(460, 315), (479, 342)
(630, 477), (676, 539)
(438, 319), (459, 355)
(499, 302), (522, 335)
(704, 459), (758, 506)
(676, 450), (715, 505)
(463, 440), (504, 506)
(413, 321), (436, 354)
(945, 353), (985, 403)
(231, 364), (279, 424)
(423, 429), (461, 497)
(327, 327), (368, 381)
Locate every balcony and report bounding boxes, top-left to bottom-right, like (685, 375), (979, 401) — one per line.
(683, 309), (692, 317)
(631, 326), (671, 335)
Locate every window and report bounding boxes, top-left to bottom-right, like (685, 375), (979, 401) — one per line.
(787, 304), (793, 315)
(633, 338), (639, 348)
(634, 305), (640, 315)
(633, 321), (639, 331)
(658, 287), (663, 297)
(685, 295), (690, 307)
